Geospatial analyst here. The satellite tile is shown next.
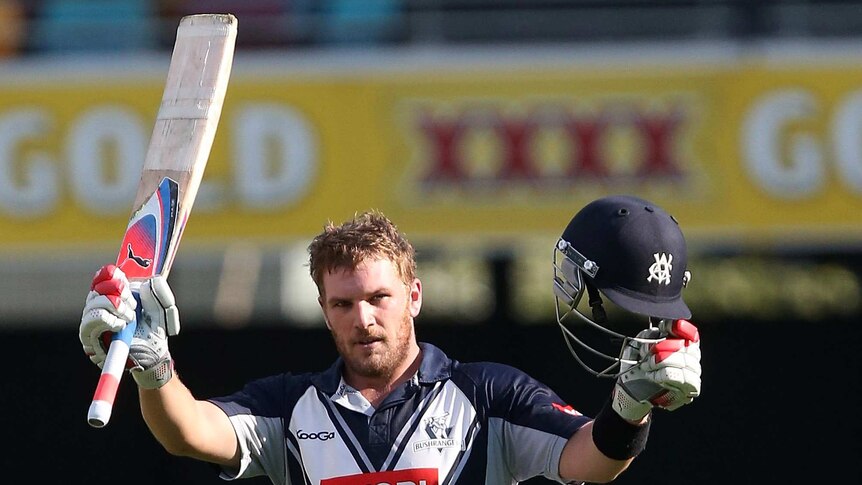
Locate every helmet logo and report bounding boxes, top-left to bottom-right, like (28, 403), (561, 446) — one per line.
(646, 253), (673, 285)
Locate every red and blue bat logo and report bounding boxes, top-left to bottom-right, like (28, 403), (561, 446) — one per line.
(116, 177), (179, 279)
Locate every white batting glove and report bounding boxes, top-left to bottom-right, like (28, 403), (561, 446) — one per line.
(129, 275), (180, 389)
(612, 319), (702, 422)
(80, 265), (137, 369)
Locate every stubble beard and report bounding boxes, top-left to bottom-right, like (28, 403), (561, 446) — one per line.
(335, 309), (414, 381)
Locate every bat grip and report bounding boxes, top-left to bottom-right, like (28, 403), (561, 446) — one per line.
(87, 293), (140, 428)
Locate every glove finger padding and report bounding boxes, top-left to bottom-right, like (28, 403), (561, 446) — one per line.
(81, 306), (131, 367)
(140, 275), (180, 336)
(128, 276), (179, 389)
(642, 338), (702, 409)
(613, 320), (702, 420)
(79, 265), (137, 368)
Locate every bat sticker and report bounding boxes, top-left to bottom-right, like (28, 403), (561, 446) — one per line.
(116, 177), (179, 279)
(126, 243), (152, 268)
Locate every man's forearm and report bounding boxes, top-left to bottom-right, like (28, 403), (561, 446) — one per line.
(559, 420), (636, 483)
(138, 376), (239, 467)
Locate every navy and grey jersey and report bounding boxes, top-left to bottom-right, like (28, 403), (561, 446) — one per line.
(209, 343), (590, 485)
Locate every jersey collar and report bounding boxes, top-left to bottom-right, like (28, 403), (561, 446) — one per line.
(416, 342), (453, 384)
(310, 342), (454, 396)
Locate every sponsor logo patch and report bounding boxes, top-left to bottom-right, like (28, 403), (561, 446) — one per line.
(321, 468), (438, 485)
(297, 429), (336, 441)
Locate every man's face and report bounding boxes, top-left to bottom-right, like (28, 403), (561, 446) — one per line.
(319, 258), (422, 381)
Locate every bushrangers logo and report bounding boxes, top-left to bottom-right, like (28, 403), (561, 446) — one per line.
(412, 413), (463, 453)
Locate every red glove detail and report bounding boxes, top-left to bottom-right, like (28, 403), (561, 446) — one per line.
(669, 319), (699, 343)
(652, 338), (684, 363)
(91, 264), (129, 311)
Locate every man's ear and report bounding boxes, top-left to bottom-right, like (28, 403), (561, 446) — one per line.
(409, 278), (422, 318)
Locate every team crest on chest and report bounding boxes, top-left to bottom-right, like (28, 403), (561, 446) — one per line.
(412, 412), (464, 453)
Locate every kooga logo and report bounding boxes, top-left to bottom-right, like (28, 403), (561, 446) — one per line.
(297, 430), (336, 441)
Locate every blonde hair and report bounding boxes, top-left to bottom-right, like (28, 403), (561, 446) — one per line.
(308, 210), (417, 294)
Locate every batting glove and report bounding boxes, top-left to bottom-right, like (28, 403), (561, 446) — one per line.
(80, 265), (137, 369)
(79, 265), (180, 389)
(129, 275), (180, 389)
(612, 319), (702, 421)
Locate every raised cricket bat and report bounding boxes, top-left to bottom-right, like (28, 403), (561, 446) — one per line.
(87, 13), (237, 428)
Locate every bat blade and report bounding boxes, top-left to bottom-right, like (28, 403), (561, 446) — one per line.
(117, 177), (179, 279)
(87, 13), (237, 428)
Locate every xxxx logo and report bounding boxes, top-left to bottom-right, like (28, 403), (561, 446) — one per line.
(407, 101), (692, 190)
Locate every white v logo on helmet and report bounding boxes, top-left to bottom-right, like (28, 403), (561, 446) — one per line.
(647, 253), (673, 285)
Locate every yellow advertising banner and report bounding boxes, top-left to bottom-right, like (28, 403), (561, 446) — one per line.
(1, 54), (861, 252)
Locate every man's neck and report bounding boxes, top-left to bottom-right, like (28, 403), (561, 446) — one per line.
(348, 345), (422, 408)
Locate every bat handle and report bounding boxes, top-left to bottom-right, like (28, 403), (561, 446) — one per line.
(87, 292), (140, 428)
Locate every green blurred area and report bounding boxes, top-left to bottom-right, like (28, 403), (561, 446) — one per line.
(415, 245), (862, 325)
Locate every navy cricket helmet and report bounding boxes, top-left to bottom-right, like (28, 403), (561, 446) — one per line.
(552, 195), (692, 377)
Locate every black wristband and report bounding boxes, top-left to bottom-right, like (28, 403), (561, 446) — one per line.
(591, 398), (651, 460)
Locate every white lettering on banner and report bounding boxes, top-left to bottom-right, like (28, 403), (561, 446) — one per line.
(742, 88), (862, 198)
(832, 91), (862, 193)
(0, 109), (58, 217)
(68, 106), (147, 214)
(0, 102), (320, 218)
(234, 104), (317, 209)
(742, 89), (823, 198)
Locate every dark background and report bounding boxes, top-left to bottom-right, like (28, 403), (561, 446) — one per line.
(4, 315), (858, 484)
